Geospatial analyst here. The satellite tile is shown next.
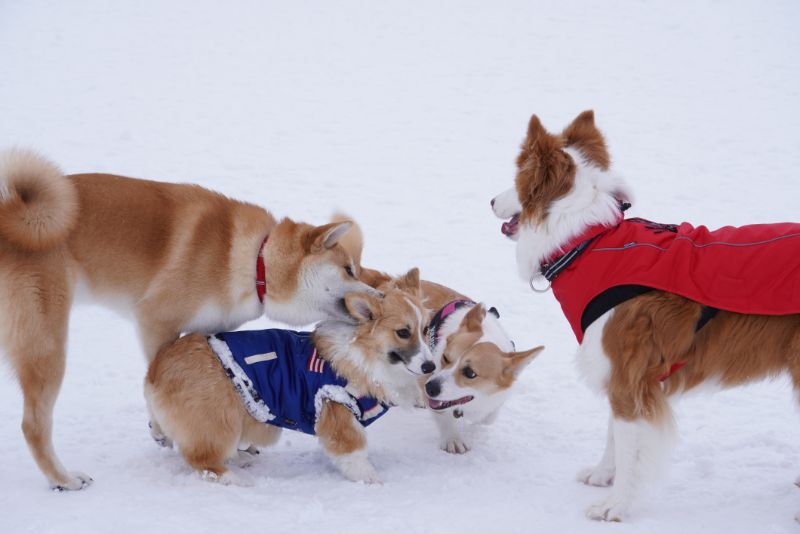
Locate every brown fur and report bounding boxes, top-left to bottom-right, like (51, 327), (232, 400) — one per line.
(515, 114), (576, 224)
(561, 110), (610, 171)
(603, 291), (800, 425)
(0, 150), (365, 489)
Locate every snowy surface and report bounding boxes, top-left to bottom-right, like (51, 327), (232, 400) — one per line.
(1, 1), (800, 532)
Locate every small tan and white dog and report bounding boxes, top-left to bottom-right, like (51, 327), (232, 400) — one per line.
(341, 221), (542, 454)
(144, 269), (433, 485)
(0, 149), (374, 490)
(491, 110), (800, 521)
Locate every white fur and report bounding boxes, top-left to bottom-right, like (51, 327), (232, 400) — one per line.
(263, 261), (376, 326)
(575, 309), (613, 394)
(328, 448), (381, 484)
(432, 411), (471, 454)
(577, 414), (615, 487)
(586, 416), (675, 521)
(493, 147), (632, 283)
(491, 186), (522, 219)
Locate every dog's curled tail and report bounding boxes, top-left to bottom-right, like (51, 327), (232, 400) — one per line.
(0, 148), (78, 251)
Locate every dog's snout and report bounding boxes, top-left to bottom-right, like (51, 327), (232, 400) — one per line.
(425, 379), (441, 398)
(421, 360), (435, 374)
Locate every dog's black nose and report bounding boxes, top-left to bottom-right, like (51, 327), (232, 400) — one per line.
(421, 361), (435, 374)
(425, 379), (441, 398)
(490, 198), (495, 207)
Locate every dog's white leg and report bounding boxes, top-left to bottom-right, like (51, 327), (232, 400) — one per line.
(234, 445), (260, 468)
(586, 416), (672, 522)
(433, 411), (470, 454)
(577, 413), (615, 486)
(328, 449), (382, 484)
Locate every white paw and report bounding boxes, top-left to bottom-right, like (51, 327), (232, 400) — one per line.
(331, 451), (382, 484)
(441, 437), (471, 455)
(199, 469), (254, 487)
(586, 497), (627, 522)
(148, 421), (173, 448)
(51, 471), (93, 492)
(234, 447), (260, 468)
(577, 466), (615, 487)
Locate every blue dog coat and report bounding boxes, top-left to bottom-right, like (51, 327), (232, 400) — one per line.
(208, 329), (388, 435)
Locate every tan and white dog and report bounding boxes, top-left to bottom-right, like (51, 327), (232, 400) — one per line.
(0, 149), (374, 490)
(340, 221), (542, 454)
(491, 111), (800, 521)
(144, 269), (432, 485)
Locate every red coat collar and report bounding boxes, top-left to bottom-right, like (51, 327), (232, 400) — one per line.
(256, 236), (269, 303)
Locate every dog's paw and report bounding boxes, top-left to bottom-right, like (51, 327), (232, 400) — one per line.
(577, 466), (615, 487)
(441, 437), (471, 455)
(332, 452), (383, 485)
(148, 420), (173, 448)
(199, 469), (254, 487)
(234, 447), (260, 468)
(586, 497), (627, 522)
(51, 471), (93, 492)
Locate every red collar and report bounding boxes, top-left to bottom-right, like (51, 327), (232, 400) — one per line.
(256, 236), (269, 303)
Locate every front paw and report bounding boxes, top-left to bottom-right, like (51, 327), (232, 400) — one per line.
(577, 465), (614, 487)
(234, 446), (260, 468)
(586, 497), (627, 522)
(51, 471), (93, 492)
(332, 452), (383, 484)
(441, 437), (471, 454)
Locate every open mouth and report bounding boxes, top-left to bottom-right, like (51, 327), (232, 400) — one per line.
(501, 213), (520, 237)
(427, 395), (474, 411)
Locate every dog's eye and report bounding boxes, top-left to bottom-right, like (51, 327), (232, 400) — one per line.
(462, 366), (477, 379)
(396, 328), (411, 339)
(344, 265), (355, 278)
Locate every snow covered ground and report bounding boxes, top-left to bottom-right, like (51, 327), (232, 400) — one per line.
(1, 1), (800, 532)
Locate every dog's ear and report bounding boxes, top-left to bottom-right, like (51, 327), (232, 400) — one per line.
(330, 212), (363, 265)
(395, 267), (420, 293)
(561, 110), (609, 170)
(344, 293), (381, 323)
(461, 304), (486, 334)
(308, 221), (353, 252)
(503, 345), (544, 379)
(359, 266), (392, 289)
(526, 114), (546, 147)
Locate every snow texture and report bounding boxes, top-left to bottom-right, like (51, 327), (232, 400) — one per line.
(1, 1), (800, 533)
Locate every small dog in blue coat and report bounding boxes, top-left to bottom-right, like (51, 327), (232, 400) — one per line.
(144, 269), (433, 484)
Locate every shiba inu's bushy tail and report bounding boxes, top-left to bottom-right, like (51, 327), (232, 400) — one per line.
(0, 148), (78, 251)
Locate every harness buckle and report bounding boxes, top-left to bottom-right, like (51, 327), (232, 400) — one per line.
(529, 276), (551, 293)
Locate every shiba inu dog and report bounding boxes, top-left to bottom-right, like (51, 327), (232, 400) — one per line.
(491, 110), (800, 521)
(144, 269), (433, 484)
(0, 149), (374, 490)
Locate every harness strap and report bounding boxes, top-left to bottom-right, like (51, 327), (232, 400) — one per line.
(427, 299), (476, 350)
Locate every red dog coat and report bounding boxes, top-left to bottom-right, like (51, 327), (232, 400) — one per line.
(547, 218), (800, 343)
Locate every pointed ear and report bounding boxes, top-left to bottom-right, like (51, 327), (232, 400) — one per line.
(330, 213), (363, 264)
(503, 346), (544, 378)
(526, 114), (547, 147)
(308, 221), (353, 252)
(344, 293), (381, 323)
(569, 109), (595, 129)
(461, 304), (486, 334)
(396, 267), (420, 292)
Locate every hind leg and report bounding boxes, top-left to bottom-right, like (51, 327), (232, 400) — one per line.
(3, 268), (90, 489)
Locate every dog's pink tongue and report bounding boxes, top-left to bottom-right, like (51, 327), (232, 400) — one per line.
(428, 398), (445, 410)
(501, 214), (520, 236)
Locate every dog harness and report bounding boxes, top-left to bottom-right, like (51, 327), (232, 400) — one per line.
(208, 329), (388, 435)
(427, 299), (476, 350)
(542, 216), (800, 343)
